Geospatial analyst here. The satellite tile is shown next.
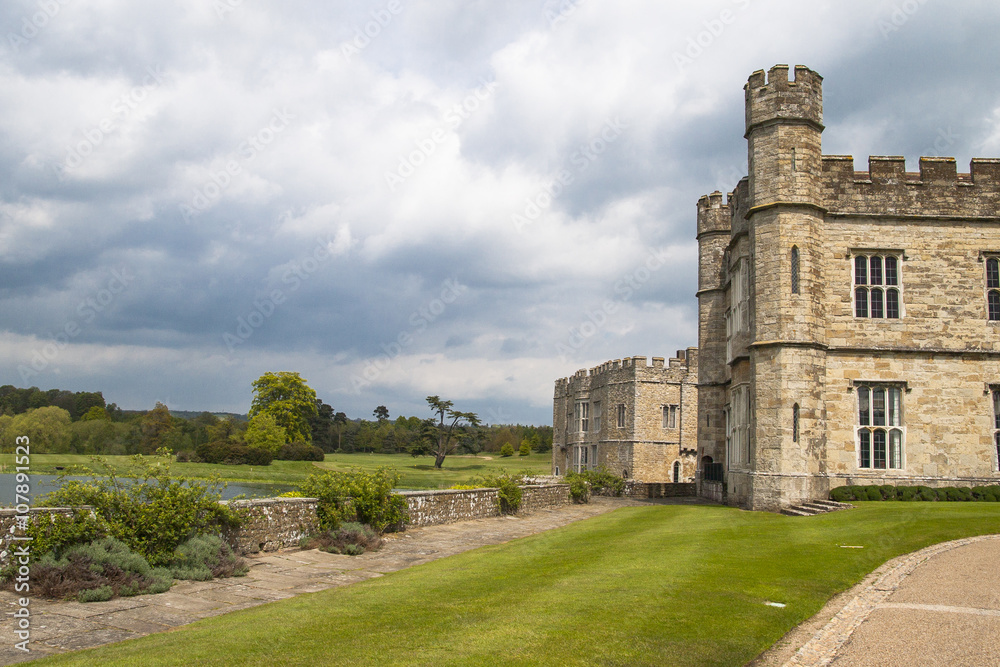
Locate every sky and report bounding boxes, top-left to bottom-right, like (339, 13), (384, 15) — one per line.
(3, 0), (1000, 425)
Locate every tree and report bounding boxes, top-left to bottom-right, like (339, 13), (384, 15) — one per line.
(7, 406), (72, 453)
(249, 372), (318, 443)
(413, 396), (481, 469)
(80, 406), (111, 422)
(373, 405), (389, 422)
(245, 413), (286, 456)
(140, 402), (175, 453)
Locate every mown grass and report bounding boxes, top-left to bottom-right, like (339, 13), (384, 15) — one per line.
(4, 452), (552, 489)
(34, 502), (1000, 666)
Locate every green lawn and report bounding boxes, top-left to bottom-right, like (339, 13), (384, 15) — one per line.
(4, 452), (552, 489)
(34, 502), (1000, 666)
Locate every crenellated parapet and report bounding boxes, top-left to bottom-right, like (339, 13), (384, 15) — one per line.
(822, 155), (1000, 218)
(555, 350), (698, 393)
(745, 64), (823, 137)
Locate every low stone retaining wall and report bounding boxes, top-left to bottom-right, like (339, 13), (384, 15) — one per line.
(593, 482), (697, 499)
(222, 497), (320, 554)
(0, 485), (572, 557)
(401, 484), (571, 528)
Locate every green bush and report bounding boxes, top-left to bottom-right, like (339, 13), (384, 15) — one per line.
(78, 586), (114, 603)
(196, 441), (273, 466)
(829, 486), (856, 502)
(301, 522), (383, 555)
(833, 484), (1000, 503)
(898, 486), (917, 501)
(299, 467), (408, 533)
(499, 443), (515, 457)
(35, 455), (239, 566)
(518, 441), (531, 456)
(276, 441), (325, 461)
(916, 486), (938, 501)
(167, 535), (248, 581)
(581, 466), (626, 496)
(473, 471), (525, 514)
(879, 485), (897, 500)
(565, 473), (591, 504)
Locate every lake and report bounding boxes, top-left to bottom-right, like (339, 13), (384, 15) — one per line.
(0, 474), (294, 506)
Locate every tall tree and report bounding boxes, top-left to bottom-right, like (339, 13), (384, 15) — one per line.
(249, 372), (318, 443)
(373, 405), (390, 422)
(413, 396), (481, 469)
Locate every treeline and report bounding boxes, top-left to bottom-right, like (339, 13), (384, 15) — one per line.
(0, 385), (552, 458)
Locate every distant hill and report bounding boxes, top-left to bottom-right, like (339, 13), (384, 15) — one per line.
(119, 409), (248, 422)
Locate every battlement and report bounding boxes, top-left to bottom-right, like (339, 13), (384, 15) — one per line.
(555, 350), (697, 391)
(821, 156), (1000, 218)
(745, 64), (823, 137)
(697, 190), (732, 237)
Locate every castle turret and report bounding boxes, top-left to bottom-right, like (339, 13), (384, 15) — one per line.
(741, 65), (829, 509)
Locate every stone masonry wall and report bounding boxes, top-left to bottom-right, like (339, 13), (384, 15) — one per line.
(223, 497), (320, 555)
(401, 484), (570, 528)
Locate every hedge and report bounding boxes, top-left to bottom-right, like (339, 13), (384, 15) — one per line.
(830, 484), (1000, 502)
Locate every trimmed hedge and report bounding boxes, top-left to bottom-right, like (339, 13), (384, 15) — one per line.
(831, 484), (1000, 502)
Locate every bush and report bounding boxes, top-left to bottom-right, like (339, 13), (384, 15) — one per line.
(879, 485), (897, 500)
(916, 486), (938, 501)
(276, 441), (325, 461)
(195, 441), (272, 466)
(518, 441), (531, 456)
(581, 466), (626, 496)
(299, 467), (408, 533)
(167, 535), (248, 581)
(448, 484), (479, 490)
(302, 522), (383, 555)
(35, 455), (239, 566)
(18, 537), (174, 602)
(829, 486), (856, 502)
(499, 443), (514, 457)
(832, 484), (1000, 503)
(175, 450), (193, 463)
(473, 471), (525, 514)
(565, 473), (591, 504)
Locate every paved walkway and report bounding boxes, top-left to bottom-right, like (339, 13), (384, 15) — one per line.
(0, 496), (667, 665)
(755, 533), (1000, 667)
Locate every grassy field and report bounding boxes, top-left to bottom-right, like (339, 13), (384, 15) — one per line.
(34, 502), (1000, 666)
(2, 452), (552, 489)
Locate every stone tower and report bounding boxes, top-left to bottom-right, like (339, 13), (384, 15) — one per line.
(740, 64), (829, 508)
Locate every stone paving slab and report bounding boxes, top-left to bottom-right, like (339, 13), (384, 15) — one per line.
(0, 496), (651, 664)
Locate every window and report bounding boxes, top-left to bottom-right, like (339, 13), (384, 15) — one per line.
(663, 404), (678, 429)
(986, 258), (1000, 321)
(992, 390), (1000, 471)
(792, 403), (800, 443)
(727, 386), (750, 469)
(592, 401), (601, 432)
(672, 461), (681, 483)
(857, 385), (903, 469)
(791, 246), (800, 295)
(572, 444), (597, 473)
(726, 259), (749, 362)
(575, 401), (589, 432)
(616, 404), (626, 428)
(854, 254), (901, 319)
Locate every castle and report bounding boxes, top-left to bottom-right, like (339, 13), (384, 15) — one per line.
(697, 65), (1000, 510)
(552, 350), (698, 483)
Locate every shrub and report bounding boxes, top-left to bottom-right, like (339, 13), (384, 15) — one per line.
(879, 485), (897, 500)
(19, 537), (174, 602)
(167, 535), (248, 581)
(565, 472), (591, 504)
(897, 486), (917, 501)
(863, 485), (882, 501)
(175, 450), (193, 463)
(943, 487), (973, 502)
(518, 441), (531, 456)
(195, 441), (272, 466)
(448, 484), (479, 490)
(499, 443), (515, 457)
(302, 522), (383, 555)
(473, 471), (525, 514)
(276, 441), (325, 461)
(916, 486), (938, 501)
(35, 455), (239, 566)
(829, 486), (856, 502)
(581, 466), (626, 496)
(299, 467), (408, 533)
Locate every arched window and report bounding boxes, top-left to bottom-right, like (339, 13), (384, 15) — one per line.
(672, 460), (681, 483)
(791, 246), (800, 295)
(792, 403), (800, 443)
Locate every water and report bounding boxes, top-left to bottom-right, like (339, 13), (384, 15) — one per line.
(0, 474), (294, 506)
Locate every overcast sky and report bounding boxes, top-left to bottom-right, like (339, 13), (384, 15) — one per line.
(2, 0), (1000, 424)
